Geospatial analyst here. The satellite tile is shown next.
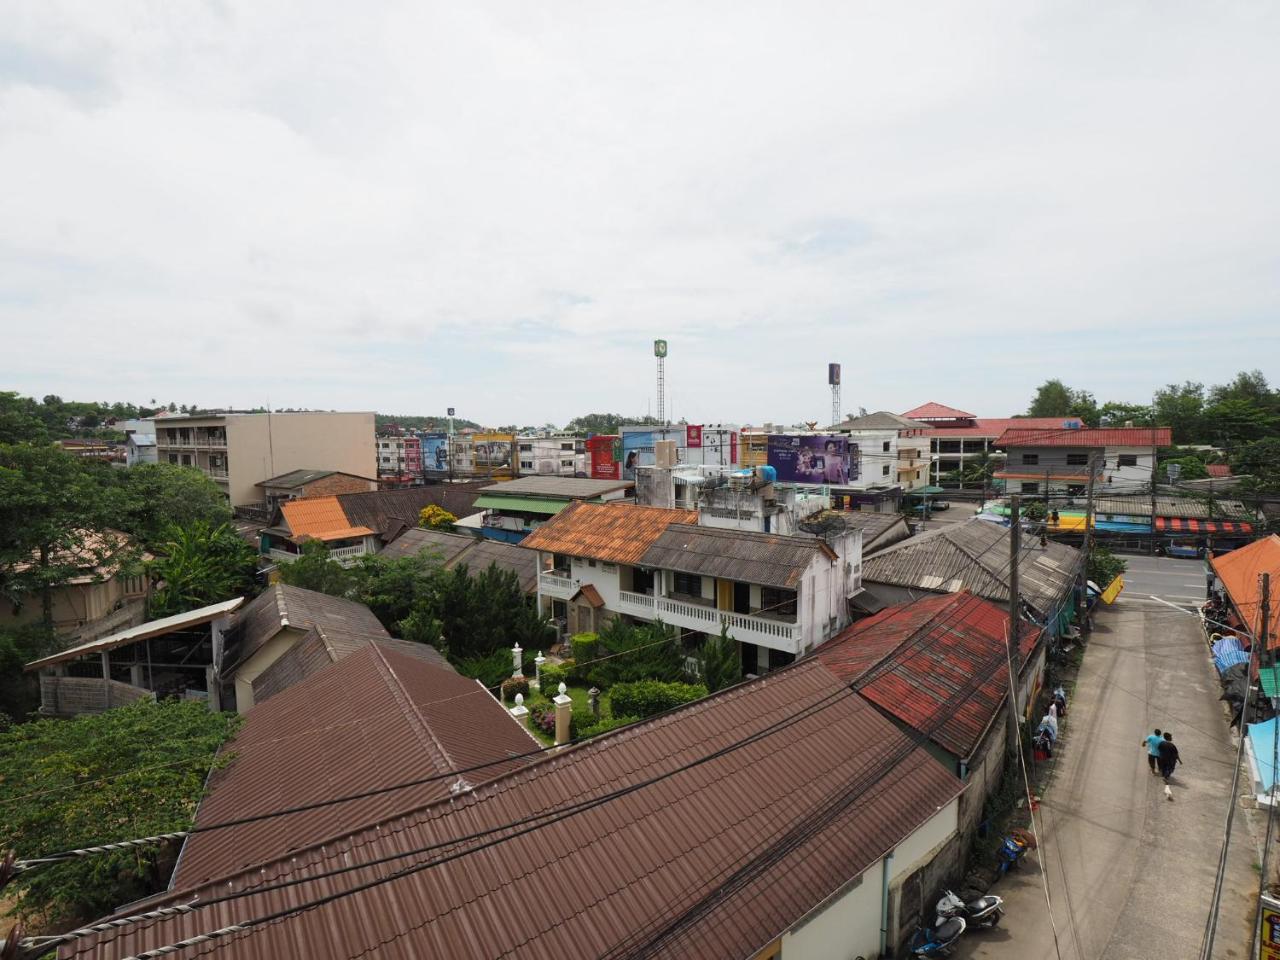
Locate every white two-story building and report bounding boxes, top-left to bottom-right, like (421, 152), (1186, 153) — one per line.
(521, 500), (863, 674)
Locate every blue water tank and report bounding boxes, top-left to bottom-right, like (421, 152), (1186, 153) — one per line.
(757, 465), (778, 484)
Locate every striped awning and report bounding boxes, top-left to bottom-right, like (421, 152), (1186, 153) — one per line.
(1154, 517), (1253, 533)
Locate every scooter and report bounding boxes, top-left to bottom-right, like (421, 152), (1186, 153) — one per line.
(906, 917), (966, 957)
(936, 889), (1005, 929)
(995, 832), (1032, 876)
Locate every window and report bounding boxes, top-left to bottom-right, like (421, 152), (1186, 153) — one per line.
(1066, 453), (1089, 466)
(1020, 481), (1039, 493)
(673, 571), (702, 596)
(882, 440), (891, 452)
(1118, 454), (1138, 467)
(760, 586), (797, 616)
(181, 454), (192, 466)
(561, 442), (574, 451)
(1021, 453), (1039, 465)
(561, 459), (574, 468)
(587, 558), (597, 568)
(882, 464), (890, 476)
(168, 454), (179, 464)
(520, 460), (533, 469)
(519, 444), (532, 453)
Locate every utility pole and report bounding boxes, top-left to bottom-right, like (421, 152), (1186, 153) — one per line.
(1006, 494), (1023, 757)
(1150, 411), (1159, 556)
(1083, 453), (1097, 620)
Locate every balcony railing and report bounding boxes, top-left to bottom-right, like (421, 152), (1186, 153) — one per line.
(267, 544), (368, 568)
(538, 571), (578, 598)
(616, 591), (803, 650)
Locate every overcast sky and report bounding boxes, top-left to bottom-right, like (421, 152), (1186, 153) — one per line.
(2, 1), (1277, 427)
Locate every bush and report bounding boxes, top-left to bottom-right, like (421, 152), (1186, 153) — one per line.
(587, 620), (684, 688)
(578, 715), (637, 739)
(540, 662), (571, 694)
(571, 632), (599, 664)
(501, 676), (530, 702)
(1087, 547), (1127, 588)
(456, 649), (516, 690)
(531, 704), (576, 741)
(571, 705), (598, 735)
(610, 680), (707, 719)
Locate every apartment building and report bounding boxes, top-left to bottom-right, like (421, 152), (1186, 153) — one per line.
(522, 501), (863, 672)
(154, 412), (376, 506)
(993, 426), (1172, 497)
(833, 411), (931, 492)
(376, 434), (423, 485)
(516, 434), (586, 477)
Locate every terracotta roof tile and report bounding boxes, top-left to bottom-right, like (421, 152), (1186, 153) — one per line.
(901, 402), (977, 420)
(994, 426), (1172, 447)
(279, 497), (349, 539)
(521, 500), (697, 564)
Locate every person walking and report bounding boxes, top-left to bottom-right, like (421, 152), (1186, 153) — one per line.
(1157, 732), (1182, 782)
(1143, 728), (1163, 774)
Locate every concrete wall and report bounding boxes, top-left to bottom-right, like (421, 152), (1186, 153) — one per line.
(0, 574), (144, 636)
(226, 413), (376, 506)
(232, 626), (306, 712)
(780, 797), (960, 959)
(1104, 445), (1156, 488)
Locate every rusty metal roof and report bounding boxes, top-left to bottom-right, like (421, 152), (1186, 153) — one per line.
(994, 426), (1173, 448)
(479, 475), (633, 499)
(230, 584), (392, 672)
(641, 524), (835, 589)
(818, 592), (1040, 759)
(68, 660), (962, 960)
(279, 496), (349, 539)
(862, 518), (1080, 615)
(172, 641), (537, 890)
(521, 500), (697, 564)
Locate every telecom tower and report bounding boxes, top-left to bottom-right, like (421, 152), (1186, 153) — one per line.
(829, 362), (842, 427)
(655, 339), (668, 427)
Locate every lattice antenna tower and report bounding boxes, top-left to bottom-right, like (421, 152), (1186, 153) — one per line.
(829, 362), (842, 428)
(654, 339), (668, 428)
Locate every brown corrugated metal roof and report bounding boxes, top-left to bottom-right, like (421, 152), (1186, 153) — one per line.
(521, 500), (697, 564)
(68, 660), (962, 960)
(336, 486), (486, 542)
(994, 426), (1173, 448)
(279, 496), (349, 539)
(172, 641), (536, 890)
(380, 529), (539, 594)
(862, 518), (1079, 614)
(640, 524), (834, 589)
(230, 584), (392, 671)
(479, 475), (633, 499)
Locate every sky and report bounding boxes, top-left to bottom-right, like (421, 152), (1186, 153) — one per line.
(2, 1), (1278, 428)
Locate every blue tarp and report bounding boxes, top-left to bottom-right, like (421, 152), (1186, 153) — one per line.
(1212, 635), (1250, 674)
(1248, 717), (1279, 794)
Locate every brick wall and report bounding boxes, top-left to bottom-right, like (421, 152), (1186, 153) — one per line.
(40, 676), (155, 716)
(299, 474), (377, 499)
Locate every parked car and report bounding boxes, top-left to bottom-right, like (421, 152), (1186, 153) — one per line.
(931, 500), (951, 511)
(1161, 539), (1204, 559)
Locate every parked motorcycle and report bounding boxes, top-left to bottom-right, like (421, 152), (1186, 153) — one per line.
(995, 831), (1033, 876)
(907, 917), (966, 957)
(936, 889), (1005, 929)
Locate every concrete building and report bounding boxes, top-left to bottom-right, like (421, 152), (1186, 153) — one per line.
(462, 475), (633, 543)
(993, 426), (1173, 497)
(523, 501), (863, 669)
(832, 410), (931, 492)
(515, 434), (587, 477)
(256, 469), (378, 512)
(376, 434), (423, 485)
(903, 402), (1084, 488)
(124, 433), (158, 467)
(153, 412), (376, 506)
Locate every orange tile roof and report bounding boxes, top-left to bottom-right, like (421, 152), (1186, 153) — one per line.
(281, 497), (356, 540)
(521, 500), (698, 565)
(298, 525), (376, 542)
(1211, 535), (1280, 647)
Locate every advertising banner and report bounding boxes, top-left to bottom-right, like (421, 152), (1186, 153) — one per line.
(1260, 894), (1280, 960)
(473, 433), (513, 469)
(686, 425), (703, 448)
(422, 433), (449, 473)
(587, 435), (621, 480)
(621, 430), (655, 481)
(766, 434), (855, 485)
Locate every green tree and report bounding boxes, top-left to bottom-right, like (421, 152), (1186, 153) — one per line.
(0, 699), (240, 925)
(1097, 401), (1153, 427)
(563, 413), (664, 435)
(417, 504), (457, 530)
(0, 445), (112, 628)
(1201, 397), (1276, 445)
(1152, 382), (1205, 444)
(1087, 547), (1126, 588)
(1231, 438), (1280, 495)
(106, 463), (233, 547)
(0, 391), (48, 444)
(1026, 380), (1098, 424)
(1159, 456), (1208, 481)
(349, 552), (443, 630)
(276, 540), (356, 596)
(700, 623), (742, 693)
(588, 619), (683, 686)
(148, 521), (258, 617)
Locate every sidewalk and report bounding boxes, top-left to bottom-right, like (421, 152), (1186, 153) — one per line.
(953, 600), (1256, 959)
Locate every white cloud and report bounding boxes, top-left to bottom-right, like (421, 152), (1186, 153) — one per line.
(1, 0), (1277, 425)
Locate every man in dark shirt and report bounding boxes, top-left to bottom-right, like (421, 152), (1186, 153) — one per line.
(1157, 732), (1182, 782)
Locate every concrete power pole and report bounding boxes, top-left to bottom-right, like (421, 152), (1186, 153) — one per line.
(1006, 494), (1023, 757)
(1083, 453), (1097, 621)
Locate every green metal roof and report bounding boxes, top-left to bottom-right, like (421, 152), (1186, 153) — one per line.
(1262, 665), (1280, 700)
(906, 486), (947, 496)
(473, 495), (568, 515)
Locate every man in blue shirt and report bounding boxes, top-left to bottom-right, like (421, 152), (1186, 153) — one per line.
(1143, 728), (1163, 774)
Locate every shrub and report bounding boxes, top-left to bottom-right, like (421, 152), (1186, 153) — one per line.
(531, 705), (576, 741)
(455, 648), (516, 689)
(610, 680), (707, 719)
(571, 632), (599, 664)
(578, 715), (637, 739)
(539, 662), (571, 694)
(587, 620), (683, 687)
(500, 676), (530, 702)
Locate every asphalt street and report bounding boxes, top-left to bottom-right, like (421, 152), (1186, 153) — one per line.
(952, 596), (1255, 960)
(1115, 553), (1210, 610)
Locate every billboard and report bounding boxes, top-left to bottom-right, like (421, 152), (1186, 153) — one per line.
(422, 433), (449, 474)
(587, 435), (622, 480)
(828, 363), (841, 385)
(621, 430), (655, 480)
(473, 432), (513, 469)
(767, 434), (858, 485)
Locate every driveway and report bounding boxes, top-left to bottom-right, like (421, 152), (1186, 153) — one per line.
(952, 598), (1256, 960)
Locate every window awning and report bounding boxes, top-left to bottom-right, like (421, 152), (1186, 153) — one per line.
(1154, 517), (1253, 534)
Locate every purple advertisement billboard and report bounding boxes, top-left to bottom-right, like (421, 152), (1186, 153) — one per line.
(767, 434), (859, 485)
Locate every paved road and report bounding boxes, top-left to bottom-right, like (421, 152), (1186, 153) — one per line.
(1115, 553), (1209, 610)
(953, 599), (1255, 960)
